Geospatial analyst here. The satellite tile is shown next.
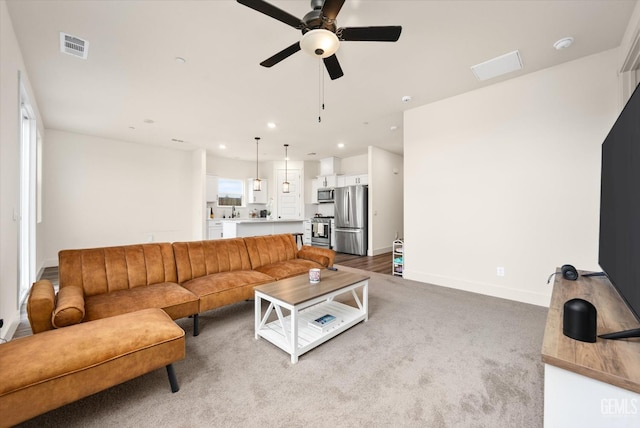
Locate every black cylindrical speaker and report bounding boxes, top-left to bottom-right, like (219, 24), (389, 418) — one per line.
(563, 298), (597, 342)
(561, 264), (579, 281)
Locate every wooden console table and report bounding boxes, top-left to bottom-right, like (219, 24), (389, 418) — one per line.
(542, 269), (640, 427)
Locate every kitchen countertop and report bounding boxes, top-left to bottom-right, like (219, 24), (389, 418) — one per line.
(210, 218), (303, 223)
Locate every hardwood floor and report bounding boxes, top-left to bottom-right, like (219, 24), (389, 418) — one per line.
(333, 252), (392, 275)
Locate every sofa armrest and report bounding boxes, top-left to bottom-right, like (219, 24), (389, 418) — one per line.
(297, 246), (335, 267)
(27, 280), (56, 334)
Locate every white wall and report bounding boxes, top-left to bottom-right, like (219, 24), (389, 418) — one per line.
(340, 154), (367, 174)
(0, 0), (44, 339)
(369, 146), (404, 255)
(42, 130), (197, 265)
(404, 49), (620, 306)
(192, 149), (207, 240)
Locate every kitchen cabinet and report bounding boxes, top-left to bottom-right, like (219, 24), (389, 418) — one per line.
(347, 174), (368, 186)
(222, 219), (303, 238)
(208, 220), (223, 240)
(247, 178), (268, 204)
(311, 178), (319, 204)
(337, 174), (368, 187)
(318, 175), (336, 189)
(206, 175), (217, 202)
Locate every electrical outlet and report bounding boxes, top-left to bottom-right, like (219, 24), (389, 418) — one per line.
(497, 267), (505, 277)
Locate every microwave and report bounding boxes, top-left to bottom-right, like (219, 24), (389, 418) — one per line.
(317, 188), (334, 203)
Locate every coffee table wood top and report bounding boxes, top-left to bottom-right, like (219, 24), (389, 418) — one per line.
(254, 269), (369, 306)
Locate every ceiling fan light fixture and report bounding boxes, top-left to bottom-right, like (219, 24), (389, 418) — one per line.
(300, 29), (340, 58)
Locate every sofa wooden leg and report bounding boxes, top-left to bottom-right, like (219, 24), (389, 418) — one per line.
(193, 313), (199, 336)
(166, 364), (179, 393)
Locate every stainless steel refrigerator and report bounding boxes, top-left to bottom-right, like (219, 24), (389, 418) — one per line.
(334, 185), (368, 255)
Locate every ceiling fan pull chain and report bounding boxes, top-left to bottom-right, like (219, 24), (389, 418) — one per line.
(322, 59), (325, 112)
(318, 59), (322, 123)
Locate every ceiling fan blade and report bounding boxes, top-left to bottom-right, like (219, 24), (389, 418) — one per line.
(237, 0), (304, 29)
(323, 54), (344, 80)
(338, 26), (402, 42)
(260, 42), (301, 67)
(321, 0), (345, 21)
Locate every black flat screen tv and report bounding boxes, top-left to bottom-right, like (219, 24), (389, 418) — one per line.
(598, 83), (640, 339)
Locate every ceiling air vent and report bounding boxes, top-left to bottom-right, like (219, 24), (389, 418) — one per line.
(59, 32), (89, 59)
(471, 50), (522, 81)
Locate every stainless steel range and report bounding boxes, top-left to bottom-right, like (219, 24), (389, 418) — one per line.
(311, 216), (333, 248)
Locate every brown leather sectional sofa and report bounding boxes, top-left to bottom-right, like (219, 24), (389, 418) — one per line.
(28, 233), (335, 336)
(1, 233), (335, 426)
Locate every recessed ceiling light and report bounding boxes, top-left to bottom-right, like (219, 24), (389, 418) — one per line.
(307, 152), (317, 156)
(175, 57), (186, 63)
(553, 37), (574, 50)
(337, 143), (345, 148)
(171, 138), (185, 143)
(267, 122), (276, 129)
(390, 125), (398, 131)
(219, 144), (226, 149)
(402, 95), (412, 103)
(129, 126), (136, 130)
(143, 118), (155, 124)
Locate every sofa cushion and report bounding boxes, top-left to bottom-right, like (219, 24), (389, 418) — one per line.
(27, 280), (55, 334)
(83, 282), (198, 322)
(52, 286), (85, 328)
(58, 243), (178, 296)
(182, 270), (273, 312)
(254, 258), (325, 281)
(172, 238), (253, 283)
(244, 234), (298, 269)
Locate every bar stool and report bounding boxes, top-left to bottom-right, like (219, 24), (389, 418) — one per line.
(292, 233), (304, 248)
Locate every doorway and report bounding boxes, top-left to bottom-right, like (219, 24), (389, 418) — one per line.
(19, 76), (37, 305)
(276, 168), (301, 219)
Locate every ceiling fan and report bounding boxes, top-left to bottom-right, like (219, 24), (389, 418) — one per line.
(237, 0), (402, 80)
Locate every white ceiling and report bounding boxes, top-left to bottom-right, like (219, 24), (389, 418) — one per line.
(5, 0), (636, 162)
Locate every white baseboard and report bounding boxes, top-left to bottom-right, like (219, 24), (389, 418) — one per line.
(404, 269), (551, 307)
(1, 311), (21, 342)
(372, 246), (392, 256)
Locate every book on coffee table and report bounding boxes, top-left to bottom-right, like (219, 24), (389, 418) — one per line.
(308, 314), (339, 333)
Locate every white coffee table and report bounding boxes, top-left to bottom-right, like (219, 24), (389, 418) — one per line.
(254, 269), (369, 363)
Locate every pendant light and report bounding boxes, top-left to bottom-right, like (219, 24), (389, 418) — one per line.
(253, 137), (261, 192)
(283, 144), (290, 193)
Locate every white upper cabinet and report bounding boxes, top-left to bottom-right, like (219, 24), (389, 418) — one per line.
(206, 175), (217, 202)
(318, 175), (336, 188)
(336, 174), (368, 187)
(346, 174), (368, 186)
(311, 178), (319, 204)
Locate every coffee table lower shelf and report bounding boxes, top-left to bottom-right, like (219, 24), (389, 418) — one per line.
(258, 300), (364, 359)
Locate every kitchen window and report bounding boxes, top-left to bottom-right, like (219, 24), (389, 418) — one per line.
(217, 178), (244, 207)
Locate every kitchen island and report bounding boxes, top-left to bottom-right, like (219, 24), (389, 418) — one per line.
(221, 219), (304, 238)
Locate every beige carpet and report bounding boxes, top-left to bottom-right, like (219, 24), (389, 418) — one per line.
(18, 266), (547, 427)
